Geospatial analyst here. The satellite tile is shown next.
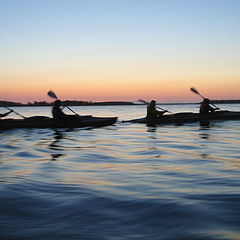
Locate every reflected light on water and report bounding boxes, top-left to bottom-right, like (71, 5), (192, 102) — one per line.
(1, 105), (240, 239)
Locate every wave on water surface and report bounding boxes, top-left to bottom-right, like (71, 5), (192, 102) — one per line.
(0, 105), (240, 239)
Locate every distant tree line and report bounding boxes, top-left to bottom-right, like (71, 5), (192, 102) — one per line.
(0, 101), (24, 106)
(0, 100), (135, 107)
(1, 99), (240, 107)
(212, 100), (240, 104)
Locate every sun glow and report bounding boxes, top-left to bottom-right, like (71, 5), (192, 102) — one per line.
(0, 1), (240, 103)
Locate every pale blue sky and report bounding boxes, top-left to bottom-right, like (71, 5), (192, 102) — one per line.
(1, 0), (239, 53)
(0, 0), (240, 102)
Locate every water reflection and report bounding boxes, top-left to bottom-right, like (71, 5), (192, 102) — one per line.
(147, 126), (158, 140)
(198, 121), (211, 140)
(49, 129), (66, 161)
(50, 153), (64, 161)
(1, 106), (240, 240)
(49, 130), (64, 149)
(199, 132), (209, 140)
(200, 153), (211, 159)
(147, 126), (157, 133)
(199, 120), (210, 128)
(145, 126), (164, 158)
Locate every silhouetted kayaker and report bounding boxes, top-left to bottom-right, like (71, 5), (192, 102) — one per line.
(0, 110), (13, 118)
(146, 100), (167, 119)
(52, 100), (78, 120)
(200, 98), (219, 115)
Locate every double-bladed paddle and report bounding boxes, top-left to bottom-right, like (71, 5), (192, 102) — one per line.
(47, 90), (79, 115)
(138, 99), (169, 112)
(190, 87), (219, 109)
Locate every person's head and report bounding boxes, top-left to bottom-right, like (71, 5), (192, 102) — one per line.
(203, 98), (210, 103)
(53, 100), (62, 107)
(150, 100), (156, 106)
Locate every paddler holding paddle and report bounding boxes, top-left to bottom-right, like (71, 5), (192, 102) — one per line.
(190, 87), (219, 115)
(52, 99), (78, 120)
(200, 98), (219, 115)
(146, 100), (168, 119)
(48, 90), (91, 120)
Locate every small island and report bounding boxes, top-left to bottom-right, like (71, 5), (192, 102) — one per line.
(1, 99), (240, 107)
(0, 100), (135, 107)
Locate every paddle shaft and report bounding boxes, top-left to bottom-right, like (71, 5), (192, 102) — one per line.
(4, 106), (26, 118)
(196, 92), (205, 99)
(196, 92), (219, 108)
(64, 105), (79, 115)
(156, 106), (165, 111)
(55, 99), (79, 115)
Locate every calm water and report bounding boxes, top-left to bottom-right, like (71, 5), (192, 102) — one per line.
(1, 104), (240, 240)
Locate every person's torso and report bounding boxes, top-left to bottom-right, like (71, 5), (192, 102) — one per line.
(147, 105), (158, 118)
(52, 107), (66, 120)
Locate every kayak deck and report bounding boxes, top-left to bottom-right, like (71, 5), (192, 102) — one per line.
(0, 116), (118, 130)
(124, 111), (240, 125)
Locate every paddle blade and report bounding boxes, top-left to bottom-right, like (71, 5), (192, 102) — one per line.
(47, 90), (58, 99)
(138, 99), (148, 104)
(190, 87), (199, 95)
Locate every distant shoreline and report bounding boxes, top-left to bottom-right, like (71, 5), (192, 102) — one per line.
(1, 99), (240, 107)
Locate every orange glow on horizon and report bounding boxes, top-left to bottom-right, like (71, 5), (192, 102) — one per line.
(1, 71), (239, 103)
(1, 1), (240, 104)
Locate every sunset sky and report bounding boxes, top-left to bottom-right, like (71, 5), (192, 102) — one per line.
(0, 0), (239, 103)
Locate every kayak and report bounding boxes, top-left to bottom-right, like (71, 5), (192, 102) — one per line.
(124, 111), (240, 125)
(0, 116), (118, 130)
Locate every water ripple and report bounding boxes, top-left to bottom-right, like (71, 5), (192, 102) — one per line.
(1, 106), (240, 239)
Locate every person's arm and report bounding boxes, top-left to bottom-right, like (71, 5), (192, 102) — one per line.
(156, 109), (167, 114)
(156, 109), (167, 116)
(208, 104), (217, 112)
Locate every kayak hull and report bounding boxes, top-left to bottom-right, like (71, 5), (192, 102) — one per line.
(0, 116), (118, 130)
(124, 111), (240, 125)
